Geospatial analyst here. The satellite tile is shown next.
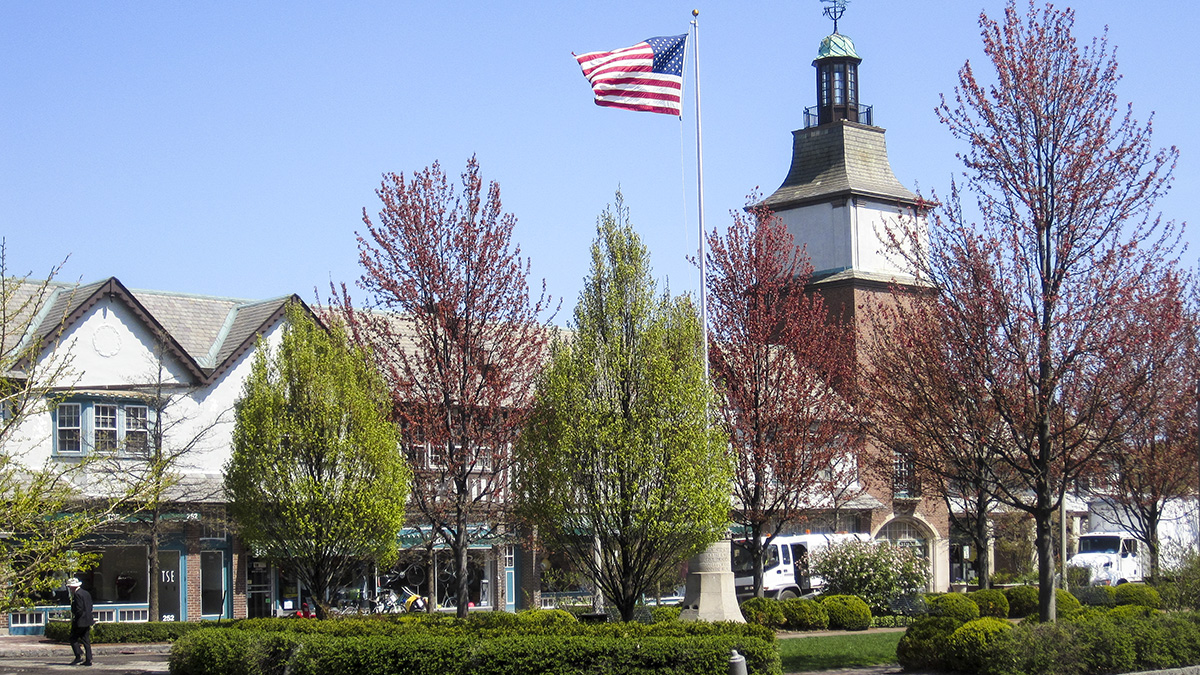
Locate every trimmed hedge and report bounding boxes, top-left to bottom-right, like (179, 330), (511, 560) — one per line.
(870, 614), (915, 628)
(780, 598), (828, 631)
(651, 605), (682, 623)
(170, 629), (783, 675)
(1115, 583), (1162, 609)
(45, 619), (213, 643)
(819, 595), (871, 631)
(969, 589), (1009, 619)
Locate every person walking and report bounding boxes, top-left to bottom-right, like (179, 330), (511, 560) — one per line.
(66, 578), (93, 666)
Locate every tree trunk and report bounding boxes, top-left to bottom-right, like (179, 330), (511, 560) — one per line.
(974, 505), (991, 590)
(148, 511), (160, 622)
(592, 531), (604, 614)
(426, 542), (437, 614)
(1035, 511), (1057, 622)
(751, 524), (766, 598)
(313, 578), (330, 620)
(455, 527), (470, 619)
(1149, 537), (1161, 583)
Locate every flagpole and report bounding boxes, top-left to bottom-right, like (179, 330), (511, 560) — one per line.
(691, 9), (708, 385)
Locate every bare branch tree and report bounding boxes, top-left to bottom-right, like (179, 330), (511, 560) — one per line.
(336, 156), (555, 617)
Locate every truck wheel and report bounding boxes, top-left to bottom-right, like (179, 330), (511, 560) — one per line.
(777, 590), (798, 601)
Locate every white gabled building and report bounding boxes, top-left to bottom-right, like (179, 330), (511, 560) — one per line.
(2, 276), (297, 634)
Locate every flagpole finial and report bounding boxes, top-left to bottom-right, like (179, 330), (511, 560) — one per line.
(692, 9), (699, 16)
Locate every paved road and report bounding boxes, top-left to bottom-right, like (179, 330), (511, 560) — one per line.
(0, 653), (168, 674)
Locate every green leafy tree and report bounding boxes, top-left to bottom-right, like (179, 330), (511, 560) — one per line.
(515, 194), (732, 622)
(226, 302), (410, 619)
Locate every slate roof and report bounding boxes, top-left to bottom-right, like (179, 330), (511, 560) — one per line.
(760, 120), (917, 212)
(4, 276), (303, 385)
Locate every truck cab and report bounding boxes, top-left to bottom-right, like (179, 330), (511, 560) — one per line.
(1067, 532), (1143, 586)
(732, 533), (869, 600)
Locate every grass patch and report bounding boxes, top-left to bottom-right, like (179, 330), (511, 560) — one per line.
(778, 632), (902, 673)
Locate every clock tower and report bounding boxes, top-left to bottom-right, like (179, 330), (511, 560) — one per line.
(758, 2), (950, 592)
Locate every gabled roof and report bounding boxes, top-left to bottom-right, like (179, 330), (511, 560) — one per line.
(760, 120), (917, 212)
(6, 276), (306, 385)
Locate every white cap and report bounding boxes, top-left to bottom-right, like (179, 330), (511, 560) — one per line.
(66, 578), (82, 588)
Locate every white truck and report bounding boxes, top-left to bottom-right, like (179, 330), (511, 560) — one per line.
(732, 532), (870, 600)
(1067, 531), (1144, 586)
(1067, 499), (1199, 586)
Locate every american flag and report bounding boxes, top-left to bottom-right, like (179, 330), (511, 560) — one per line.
(575, 34), (687, 116)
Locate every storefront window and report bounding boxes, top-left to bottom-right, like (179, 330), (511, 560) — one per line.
(200, 551), (224, 616)
(277, 569), (300, 612)
(81, 546), (148, 603)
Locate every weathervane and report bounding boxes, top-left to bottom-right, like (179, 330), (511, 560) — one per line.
(821, 0), (849, 34)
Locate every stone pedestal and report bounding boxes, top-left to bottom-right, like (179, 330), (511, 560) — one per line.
(679, 538), (744, 623)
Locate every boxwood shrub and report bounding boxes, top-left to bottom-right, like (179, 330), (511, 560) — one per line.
(1055, 589), (1082, 619)
(739, 597), (785, 629)
(896, 616), (962, 672)
(819, 595), (871, 631)
(947, 617), (1017, 675)
(1109, 604), (1158, 620)
(1071, 584), (1117, 607)
(780, 598), (828, 631)
(894, 609), (1200, 674)
(968, 589), (1009, 618)
(170, 629), (783, 675)
(930, 592), (980, 623)
(1115, 583), (1162, 609)
(1005, 585), (1039, 618)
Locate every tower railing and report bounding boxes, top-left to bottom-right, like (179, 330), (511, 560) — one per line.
(804, 104), (873, 128)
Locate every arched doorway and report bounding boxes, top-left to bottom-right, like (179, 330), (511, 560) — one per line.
(874, 518), (938, 590)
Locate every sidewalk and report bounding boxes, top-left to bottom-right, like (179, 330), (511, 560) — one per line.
(0, 634), (171, 658)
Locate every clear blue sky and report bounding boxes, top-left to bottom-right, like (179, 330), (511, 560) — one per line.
(2, 1), (1196, 322)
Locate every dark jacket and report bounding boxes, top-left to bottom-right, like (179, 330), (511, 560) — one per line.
(70, 588), (94, 628)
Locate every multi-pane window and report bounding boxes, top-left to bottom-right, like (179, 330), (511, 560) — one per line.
(54, 401), (152, 456)
(57, 403), (81, 453)
(125, 406), (148, 454)
(200, 517), (228, 541)
(892, 448), (918, 499)
(94, 404), (118, 452)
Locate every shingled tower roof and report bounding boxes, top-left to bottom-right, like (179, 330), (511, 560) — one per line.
(760, 120), (917, 212)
